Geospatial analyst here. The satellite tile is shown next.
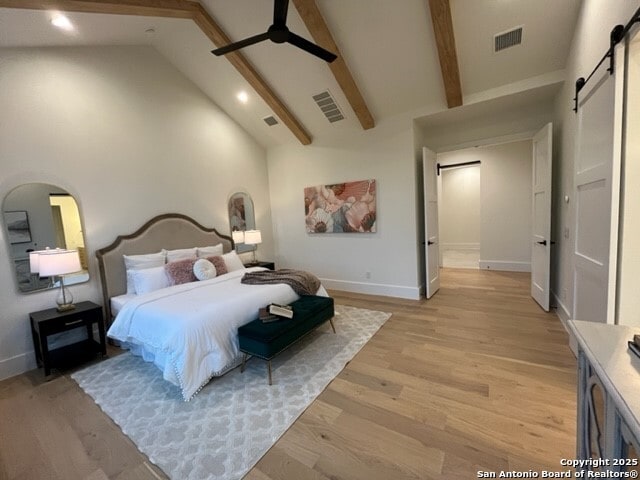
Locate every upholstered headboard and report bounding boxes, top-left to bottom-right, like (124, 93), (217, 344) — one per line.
(96, 213), (233, 321)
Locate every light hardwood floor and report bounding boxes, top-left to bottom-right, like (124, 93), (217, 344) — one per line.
(0, 269), (577, 479)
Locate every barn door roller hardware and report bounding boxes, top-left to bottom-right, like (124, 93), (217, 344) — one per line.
(573, 7), (640, 113)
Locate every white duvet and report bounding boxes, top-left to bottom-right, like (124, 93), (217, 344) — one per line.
(107, 267), (326, 400)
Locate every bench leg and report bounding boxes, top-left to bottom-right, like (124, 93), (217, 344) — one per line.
(267, 360), (272, 385)
(329, 318), (336, 334)
(240, 353), (247, 373)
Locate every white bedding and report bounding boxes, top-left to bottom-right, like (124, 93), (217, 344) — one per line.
(111, 293), (137, 317)
(107, 267), (327, 400)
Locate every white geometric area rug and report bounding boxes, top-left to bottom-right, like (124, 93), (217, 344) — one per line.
(72, 305), (391, 480)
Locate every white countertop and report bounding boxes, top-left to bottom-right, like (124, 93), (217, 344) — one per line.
(568, 320), (640, 442)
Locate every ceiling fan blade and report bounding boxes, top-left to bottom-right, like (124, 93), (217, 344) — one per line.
(273, 0), (289, 26)
(287, 32), (337, 63)
(211, 31), (271, 56)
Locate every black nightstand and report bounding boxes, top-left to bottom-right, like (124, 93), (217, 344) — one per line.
(29, 301), (107, 376)
(244, 261), (275, 270)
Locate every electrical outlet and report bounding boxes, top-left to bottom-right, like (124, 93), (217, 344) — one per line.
(564, 227), (570, 239)
(365, 271), (371, 279)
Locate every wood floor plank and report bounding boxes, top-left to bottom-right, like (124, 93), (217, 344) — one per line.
(0, 269), (577, 479)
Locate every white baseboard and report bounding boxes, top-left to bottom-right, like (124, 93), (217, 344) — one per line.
(551, 291), (576, 356)
(441, 243), (480, 251)
(0, 352), (36, 382)
(320, 277), (421, 300)
(479, 260), (531, 272)
(552, 292), (571, 325)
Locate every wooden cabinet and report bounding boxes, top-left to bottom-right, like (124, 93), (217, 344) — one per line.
(569, 320), (640, 473)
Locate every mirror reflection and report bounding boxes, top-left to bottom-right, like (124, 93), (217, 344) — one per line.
(228, 191), (256, 254)
(3, 183), (89, 293)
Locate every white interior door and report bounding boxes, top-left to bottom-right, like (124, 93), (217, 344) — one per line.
(573, 48), (624, 324)
(531, 123), (552, 311)
(423, 147), (440, 298)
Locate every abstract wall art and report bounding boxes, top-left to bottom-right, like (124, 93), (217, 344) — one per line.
(304, 179), (376, 233)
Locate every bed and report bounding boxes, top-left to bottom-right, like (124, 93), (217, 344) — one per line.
(96, 213), (327, 400)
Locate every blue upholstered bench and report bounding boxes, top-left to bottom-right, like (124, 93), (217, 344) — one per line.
(237, 295), (335, 384)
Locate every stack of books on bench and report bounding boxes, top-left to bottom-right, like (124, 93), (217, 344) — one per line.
(259, 304), (293, 323)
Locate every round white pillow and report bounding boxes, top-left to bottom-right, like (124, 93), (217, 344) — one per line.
(193, 258), (217, 281)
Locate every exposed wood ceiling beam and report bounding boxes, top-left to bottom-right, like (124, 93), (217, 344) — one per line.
(428, 0), (463, 108)
(292, 0), (374, 130)
(0, 0), (198, 19)
(0, 0), (313, 145)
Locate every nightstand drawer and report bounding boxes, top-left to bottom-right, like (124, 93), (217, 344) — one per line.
(37, 311), (97, 334)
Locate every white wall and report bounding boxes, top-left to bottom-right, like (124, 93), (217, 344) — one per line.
(616, 31), (640, 326)
(551, 0), (639, 320)
(438, 140), (533, 271)
(0, 46), (272, 380)
(268, 119), (420, 300)
(439, 166), (480, 248)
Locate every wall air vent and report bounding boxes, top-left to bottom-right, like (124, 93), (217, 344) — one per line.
(263, 115), (279, 126)
(312, 90), (344, 123)
(494, 26), (523, 52)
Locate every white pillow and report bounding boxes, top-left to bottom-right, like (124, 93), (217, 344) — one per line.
(196, 244), (223, 258)
(222, 250), (245, 272)
(131, 266), (170, 295)
(123, 251), (166, 294)
(193, 258), (217, 281)
(163, 247), (197, 263)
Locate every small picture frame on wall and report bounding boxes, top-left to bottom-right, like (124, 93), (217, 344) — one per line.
(4, 210), (32, 244)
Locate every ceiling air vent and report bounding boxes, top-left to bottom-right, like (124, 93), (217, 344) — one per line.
(494, 26), (523, 52)
(312, 90), (344, 123)
(263, 115), (279, 126)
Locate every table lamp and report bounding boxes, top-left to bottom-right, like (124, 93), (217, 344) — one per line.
(244, 229), (262, 264)
(37, 249), (81, 311)
(232, 230), (245, 246)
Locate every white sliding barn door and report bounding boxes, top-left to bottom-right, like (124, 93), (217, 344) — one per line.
(531, 123), (552, 311)
(423, 147), (440, 298)
(616, 29), (640, 325)
(573, 46), (625, 324)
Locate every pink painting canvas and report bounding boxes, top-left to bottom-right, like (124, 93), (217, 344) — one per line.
(304, 179), (377, 233)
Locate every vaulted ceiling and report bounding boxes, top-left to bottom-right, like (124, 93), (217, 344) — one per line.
(0, 0), (582, 148)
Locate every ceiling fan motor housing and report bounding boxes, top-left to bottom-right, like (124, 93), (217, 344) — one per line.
(268, 24), (290, 43)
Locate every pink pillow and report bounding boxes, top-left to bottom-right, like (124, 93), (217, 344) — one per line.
(206, 255), (228, 276)
(165, 259), (197, 285)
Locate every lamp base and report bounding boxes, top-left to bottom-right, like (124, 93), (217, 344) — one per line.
(55, 278), (74, 312)
(56, 303), (76, 312)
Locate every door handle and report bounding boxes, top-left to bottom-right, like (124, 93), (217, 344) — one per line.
(427, 240), (435, 245)
(536, 240), (547, 246)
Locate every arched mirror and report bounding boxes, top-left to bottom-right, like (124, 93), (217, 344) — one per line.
(228, 191), (256, 254)
(3, 183), (89, 293)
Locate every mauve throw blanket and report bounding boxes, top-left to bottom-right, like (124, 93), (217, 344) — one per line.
(241, 269), (321, 296)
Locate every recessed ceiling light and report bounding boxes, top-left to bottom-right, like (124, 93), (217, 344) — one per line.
(51, 14), (74, 31)
(236, 91), (249, 104)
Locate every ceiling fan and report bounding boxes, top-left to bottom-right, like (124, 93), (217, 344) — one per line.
(211, 0), (337, 63)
